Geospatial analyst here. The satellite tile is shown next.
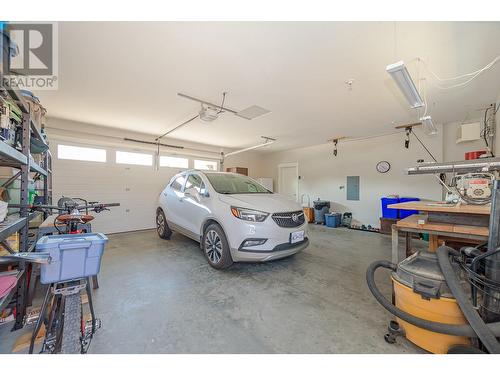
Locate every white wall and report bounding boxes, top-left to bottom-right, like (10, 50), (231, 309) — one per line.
(46, 117), (266, 233)
(259, 127), (444, 227)
(442, 119), (487, 162)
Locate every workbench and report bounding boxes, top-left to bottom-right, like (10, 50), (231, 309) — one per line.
(388, 201), (490, 264)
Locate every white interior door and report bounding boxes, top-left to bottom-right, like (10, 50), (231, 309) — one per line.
(279, 163), (298, 201)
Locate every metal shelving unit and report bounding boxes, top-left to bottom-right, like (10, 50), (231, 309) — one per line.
(0, 81), (52, 330)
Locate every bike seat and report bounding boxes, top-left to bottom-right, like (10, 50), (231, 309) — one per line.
(56, 214), (95, 224)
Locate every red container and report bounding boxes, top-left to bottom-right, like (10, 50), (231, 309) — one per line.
(465, 150), (486, 160)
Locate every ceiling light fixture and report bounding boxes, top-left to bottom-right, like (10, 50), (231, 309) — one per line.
(386, 61), (424, 109)
(420, 115), (438, 136)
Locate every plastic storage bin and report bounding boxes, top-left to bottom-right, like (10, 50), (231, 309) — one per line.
(325, 213), (342, 228)
(313, 200), (330, 224)
(399, 197), (420, 219)
(381, 197), (399, 219)
(36, 233), (108, 284)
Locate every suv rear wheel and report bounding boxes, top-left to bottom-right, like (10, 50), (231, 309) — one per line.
(202, 223), (233, 269)
(156, 209), (172, 239)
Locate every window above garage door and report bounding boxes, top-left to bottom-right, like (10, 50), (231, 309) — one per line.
(57, 144), (107, 162)
(116, 151), (153, 166)
(160, 155), (189, 169)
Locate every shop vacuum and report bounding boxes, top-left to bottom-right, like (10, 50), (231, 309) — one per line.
(366, 180), (500, 354)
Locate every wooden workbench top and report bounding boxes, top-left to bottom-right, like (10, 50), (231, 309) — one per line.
(396, 214), (489, 237)
(388, 200), (491, 215)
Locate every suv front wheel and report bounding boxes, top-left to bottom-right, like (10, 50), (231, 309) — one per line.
(156, 208), (172, 239)
(202, 223), (233, 269)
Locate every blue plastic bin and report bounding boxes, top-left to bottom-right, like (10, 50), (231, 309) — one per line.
(399, 197), (420, 219)
(36, 233), (108, 284)
(325, 213), (342, 228)
(381, 197), (400, 219)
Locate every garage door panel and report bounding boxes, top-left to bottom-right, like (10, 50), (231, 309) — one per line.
(52, 147), (181, 233)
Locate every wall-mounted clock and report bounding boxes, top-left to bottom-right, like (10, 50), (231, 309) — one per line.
(376, 161), (391, 173)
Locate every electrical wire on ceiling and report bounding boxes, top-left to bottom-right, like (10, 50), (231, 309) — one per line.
(418, 55), (500, 90)
(422, 78), (428, 117)
(216, 92), (226, 115)
(482, 104), (496, 157)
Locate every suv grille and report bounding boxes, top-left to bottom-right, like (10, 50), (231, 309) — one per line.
(272, 211), (305, 228)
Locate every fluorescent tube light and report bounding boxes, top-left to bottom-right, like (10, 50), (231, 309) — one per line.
(386, 61), (424, 109)
(420, 115), (437, 136)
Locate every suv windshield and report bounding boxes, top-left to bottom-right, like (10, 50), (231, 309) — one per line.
(205, 173), (271, 194)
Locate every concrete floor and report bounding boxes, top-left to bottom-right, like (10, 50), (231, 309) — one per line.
(0, 225), (423, 353)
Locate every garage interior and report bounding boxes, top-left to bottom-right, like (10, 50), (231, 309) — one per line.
(1, 21), (500, 355)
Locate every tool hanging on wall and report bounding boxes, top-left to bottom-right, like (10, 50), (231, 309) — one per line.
(328, 137), (346, 157)
(395, 122), (439, 163)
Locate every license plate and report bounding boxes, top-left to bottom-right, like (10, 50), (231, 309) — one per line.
(290, 230), (305, 244)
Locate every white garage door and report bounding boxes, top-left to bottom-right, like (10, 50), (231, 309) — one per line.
(51, 140), (218, 234)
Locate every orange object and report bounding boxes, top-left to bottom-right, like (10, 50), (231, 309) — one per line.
(56, 214), (95, 224)
(392, 277), (470, 353)
(303, 207), (314, 223)
(465, 150), (486, 160)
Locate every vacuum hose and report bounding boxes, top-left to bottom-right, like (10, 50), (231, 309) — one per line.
(436, 246), (500, 354)
(366, 260), (500, 339)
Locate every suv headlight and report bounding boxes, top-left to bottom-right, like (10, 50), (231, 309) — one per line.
(231, 206), (269, 222)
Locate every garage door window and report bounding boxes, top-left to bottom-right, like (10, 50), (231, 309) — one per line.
(160, 155), (189, 169)
(194, 159), (218, 171)
(57, 144), (107, 162)
(116, 151), (153, 166)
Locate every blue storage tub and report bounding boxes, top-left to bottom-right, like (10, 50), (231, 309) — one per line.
(381, 197), (400, 219)
(36, 233), (108, 284)
(325, 213), (342, 228)
(399, 197), (420, 219)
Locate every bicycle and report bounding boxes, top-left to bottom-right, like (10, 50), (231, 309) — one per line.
(2, 198), (119, 354)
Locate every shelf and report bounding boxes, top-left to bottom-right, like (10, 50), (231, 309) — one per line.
(0, 269), (24, 312)
(0, 142), (28, 168)
(0, 215), (26, 243)
(30, 160), (47, 176)
(4, 85), (48, 148)
(28, 211), (42, 222)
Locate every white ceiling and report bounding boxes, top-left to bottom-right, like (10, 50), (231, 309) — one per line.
(37, 22), (500, 152)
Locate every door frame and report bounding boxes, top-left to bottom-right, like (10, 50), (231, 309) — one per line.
(278, 162), (299, 202)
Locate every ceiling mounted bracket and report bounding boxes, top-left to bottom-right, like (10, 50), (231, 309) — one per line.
(328, 137), (346, 157)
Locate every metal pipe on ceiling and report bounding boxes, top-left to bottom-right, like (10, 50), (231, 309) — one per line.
(224, 141), (275, 157)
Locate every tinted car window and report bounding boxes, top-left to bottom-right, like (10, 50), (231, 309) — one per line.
(205, 173), (270, 194)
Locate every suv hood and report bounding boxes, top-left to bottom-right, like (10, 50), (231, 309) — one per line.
(218, 193), (303, 213)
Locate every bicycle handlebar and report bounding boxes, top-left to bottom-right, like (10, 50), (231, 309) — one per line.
(9, 202), (121, 213)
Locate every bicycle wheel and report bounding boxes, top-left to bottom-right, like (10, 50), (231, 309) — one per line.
(60, 293), (82, 354)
